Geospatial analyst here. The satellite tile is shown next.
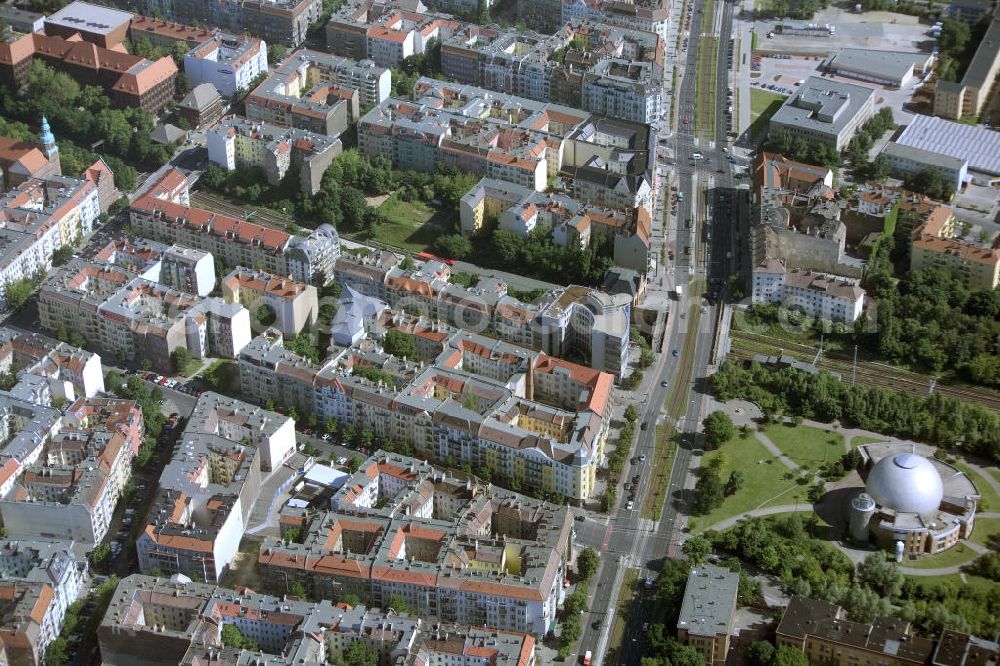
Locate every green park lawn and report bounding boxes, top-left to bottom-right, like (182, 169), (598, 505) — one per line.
(693, 434), (803, 531)
(764, 424), (844, 469)
(971, 517), (1000, 548)
(375, 196), (447, 253)
(901, 542), (981, 570)
(749, 89), (785, 140)
(951, 460), (1000, 512)
(850, 435), (886, 449)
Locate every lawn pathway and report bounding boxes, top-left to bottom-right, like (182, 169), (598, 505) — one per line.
(754, 430), (800, 472)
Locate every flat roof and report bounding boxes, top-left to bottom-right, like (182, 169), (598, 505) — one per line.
(895, 114), (1000, 175)
(304, 464), (349, 489)
(827, 48), (933, 83)
(880, 142), (968, 171)
(677, 564), (739, 638)
(771, 75), (874, 138)
(960, 13), (1000, 90)
(45, 1), (133, 34)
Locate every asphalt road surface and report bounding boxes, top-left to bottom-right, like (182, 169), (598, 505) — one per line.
(575, 0), (746, 662)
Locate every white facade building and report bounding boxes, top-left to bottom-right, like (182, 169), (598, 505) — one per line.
(184, 34), (269, 97)
(752, 258), (865, 323)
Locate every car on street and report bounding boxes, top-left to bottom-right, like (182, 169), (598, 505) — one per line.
(337, 457), (348, 465)
(640, 422), (648, 430)
(639, 454), (646, 462)
(672, 349), (680, 357)
(626, 500), (634, 510)
(660, 380), (669, 387)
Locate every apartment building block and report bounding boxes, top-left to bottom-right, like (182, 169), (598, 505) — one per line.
(752, 259), (866, 323)
(0, 329), (105, 399)
(126, 0), (321, 46)
(0, 538), (88, 665)
(207, 116), (343, 195)
(130, 167), (341, 284)
(910, 208), (1000, 291)
(159, 245), (216, 297)
(247, 50), (388, 136)
(0, 161), (101, 310)
(777, 596), (1000, 665)
(676, 565), (740, 665)
(460, 177), (651, 272)
(99, 574), (537, 666)
(258, 452), (573, 637)
(222, 266), (319, 338)
(360, 77), (654, 202)
(238, 301), (615, 500)
(327, 0), (462, 68)
(127, 15), (219, 49)
(934, 13), (1000, 120)
(440, 20), (663, 123)
(184, 33), (268, 98)
(0, 398), (143, 545)
(136, 393), (291, 583)
(751, 152), (865, 279)
(332, 250), (631, 378)
(38, 258), (252, 372)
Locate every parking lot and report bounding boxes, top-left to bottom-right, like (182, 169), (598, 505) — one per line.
(749, 52), (922, 124)
(751, 7), (933, 56)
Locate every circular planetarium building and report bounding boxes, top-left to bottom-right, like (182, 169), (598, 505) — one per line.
(850, 443), (979, 557)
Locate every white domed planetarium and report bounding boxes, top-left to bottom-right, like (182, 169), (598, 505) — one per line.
(848, 443), (980, 557)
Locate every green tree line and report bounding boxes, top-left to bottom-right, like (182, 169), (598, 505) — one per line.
(710, 359), (1000, 463)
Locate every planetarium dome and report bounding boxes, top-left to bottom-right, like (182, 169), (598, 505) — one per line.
(866, 453), (944, 516)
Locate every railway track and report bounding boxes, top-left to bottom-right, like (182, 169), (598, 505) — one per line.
(191, 191), (294, 230)
(729, 331), (1000, 413)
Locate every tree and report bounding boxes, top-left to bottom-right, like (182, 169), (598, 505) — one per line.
(692, 467), (725, 515)
(256, 304), (276, 327)
(348, 456), (363, 473)
(52, 246), (74, 266)
(576, 547), (600, 581)
(724, 470), (745, 496)
(682, 535), (711, 565)
(288, 581), (308, 598)
(624, 404), (639, 423)
(220, 624), (246, 648)
(702, 411), (735, 449)
(745, 641), (775, 666)
(434, 234), (473, 260)
(171, 347), (194, 375)
(4, 278), (35, 310)
(386, 594), (412, 614)
(773, 646), (809, 666)
(341, 641), (379, 666)
(856, 553), (904, 599)
(43, 637), (69, 666)
(90, 542), (111, 565)
(268, 43), (287, 64)
(383, 330), (418, 360)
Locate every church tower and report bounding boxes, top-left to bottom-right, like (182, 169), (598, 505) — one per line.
(38, 116), (61, 176)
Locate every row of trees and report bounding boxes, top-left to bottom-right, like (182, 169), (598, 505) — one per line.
(902, 167), (956, 201)
(847, 107), (897, 172)
(763, 130), (841, 169)
(710, 359), (1000, 463)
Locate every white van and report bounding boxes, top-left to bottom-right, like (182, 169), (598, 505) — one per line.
(692, 152), (704, 160)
